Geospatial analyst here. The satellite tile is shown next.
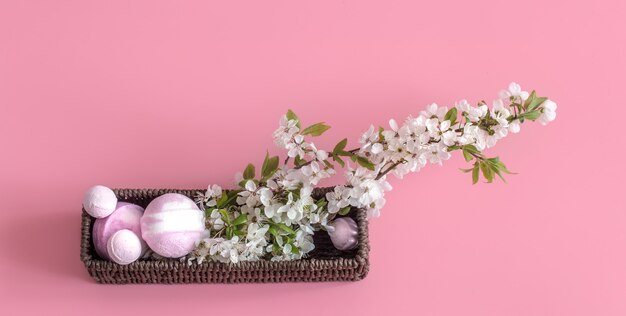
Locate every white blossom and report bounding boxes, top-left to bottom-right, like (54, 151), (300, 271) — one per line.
(308, 143), (329, 161)
(195, 184), (223, 207)
(300, 161), (334, 186)
(207, 209), (225, 231)
(236, 180), (260, 207)
(273, 116), (299, 148)
(189, 236), (243, 264)
(424, 143), (452, 165)
(241, 205), (265, 222)
(359, 125), (380, 153)
(286, 134), (307, 158)
(326, 185), (351, 214)
(539, 100), (557, 125)
(240, 223), (269, 261)
(499, 82), (530, 101)
(509, 119), (521, 133)
(421, 103), (448, 119)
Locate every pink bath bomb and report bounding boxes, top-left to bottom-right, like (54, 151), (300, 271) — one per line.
(328, 217), (359, 251)
(93, 202), (144, 260)
(141, 193), (205, 258)
(83, 185), (117, 218)
(107, 229), (144, 265)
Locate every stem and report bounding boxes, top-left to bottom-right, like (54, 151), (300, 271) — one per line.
(507, 100), (526, 123)
(293, 159), (314, 169)
(470, 151), (485, 162)
(375, 160), (404, 180)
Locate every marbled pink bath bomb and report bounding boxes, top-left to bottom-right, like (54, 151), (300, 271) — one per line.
(140, 193), (205, 258)
(92, 202), (144, 260)
(328, 217), (359, 251)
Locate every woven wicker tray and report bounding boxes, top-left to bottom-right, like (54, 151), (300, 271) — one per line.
(80, 187), (370, 284)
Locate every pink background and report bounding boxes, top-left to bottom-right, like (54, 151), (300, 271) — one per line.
(1, 1), (625, 315)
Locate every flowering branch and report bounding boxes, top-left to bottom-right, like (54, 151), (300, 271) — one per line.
(188, 82), (557, 264)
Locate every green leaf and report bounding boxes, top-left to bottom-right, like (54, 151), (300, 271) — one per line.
(294, 156), (306, 167)
(462, 148), (473, 162)
(355, 155), (375, 171)
(323, 160), (334, 169)
(463, 144), (480, 155)
(485, 158), (515, 181)
(378, 126), (385, 141)
(494, 161), (515, 174)
(290, 189), (301, 200)
(520, 111), (541, 121)
(232, 214), (247, 226)
(290, 244), (300, 255)
(261, 152), (280, 180)
(316, 198), (328, 209)
(243, 163), (255, 180)
(268, 226), (279, 238)
(261, 151), (270, 175)
(219, 209), (231, 224)
(338, 150), (353, 157)
(221, 191), (240, 208)
(479, 162), (494, 183)
(215, 194), (229, 209)
(472, 163), (480, 184)
(492, 166), (507, 183)
(286, 109), (300, 128)
(459, 167), (474, 173)
(268, 156), (280, 175)
(444, 107), (458, 125)
(333, 138), (348, 155)
(338, 207), (351, 216)
(301, 122), (331, 136)
(530, 97), (548, 111)
(332, 154), (345, 168)
(523, 91), (549, 112)
(276, 223), (295, 234)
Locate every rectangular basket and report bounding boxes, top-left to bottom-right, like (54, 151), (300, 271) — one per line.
(80, 187), (370, 284)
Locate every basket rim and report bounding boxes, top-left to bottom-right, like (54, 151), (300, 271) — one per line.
(80, 187), (370, 273)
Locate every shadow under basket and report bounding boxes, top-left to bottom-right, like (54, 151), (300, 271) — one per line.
(80, 187), (370, 284)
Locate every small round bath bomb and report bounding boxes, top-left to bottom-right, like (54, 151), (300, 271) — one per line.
(328, 217), (359, 251)
(107, 229), (144, 265)
(141, 193), (205, 258)
(93, 202), (145, 260)
(83, 185), (117, 218)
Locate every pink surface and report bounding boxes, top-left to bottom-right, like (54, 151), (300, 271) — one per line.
(1, 1), (625, 315)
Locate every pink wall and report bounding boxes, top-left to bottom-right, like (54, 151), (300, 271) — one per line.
(1, 1), (625, 315)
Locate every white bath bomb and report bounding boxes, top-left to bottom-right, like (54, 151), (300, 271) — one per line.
(83, 185), (117, 218)
(140, 193), (206, 258)
(107, 229), (144, 265)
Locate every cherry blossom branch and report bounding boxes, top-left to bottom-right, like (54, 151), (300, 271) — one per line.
(189, 82), (557, 264)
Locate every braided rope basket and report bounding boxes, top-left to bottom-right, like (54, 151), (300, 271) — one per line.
(80, 187), (370, 284)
